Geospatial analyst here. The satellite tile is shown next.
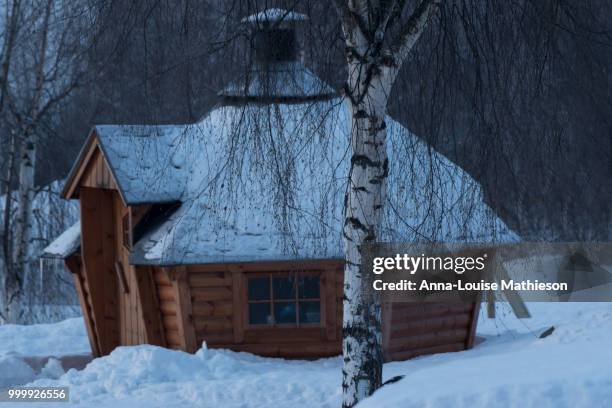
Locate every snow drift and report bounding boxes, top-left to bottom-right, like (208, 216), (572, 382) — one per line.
(0, 303), (606, 407)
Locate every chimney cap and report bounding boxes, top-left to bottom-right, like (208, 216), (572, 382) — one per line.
(242, 8), (307, 27)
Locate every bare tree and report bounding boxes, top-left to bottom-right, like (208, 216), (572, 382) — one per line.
(1, 0), (90, 322)
(0, 0), (22, 313)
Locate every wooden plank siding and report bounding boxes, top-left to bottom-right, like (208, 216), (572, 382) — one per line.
(79, 148), (118, 191)
(113, 194), (150, 346)
(79, 187), (120, 355)
(65, 254), (101, 357)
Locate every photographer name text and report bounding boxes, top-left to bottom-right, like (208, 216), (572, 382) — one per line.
(373, 279), (568, 292)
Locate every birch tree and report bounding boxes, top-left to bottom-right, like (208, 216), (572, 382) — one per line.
(6, 0), (53, 323)
(334, 1), (441, 406)
(0, 0), (21, 319)
(2, 0), (89, 322)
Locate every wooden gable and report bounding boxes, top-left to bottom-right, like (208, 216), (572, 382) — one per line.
(80, 148), (118, 190)
(62, 130), (124, 203)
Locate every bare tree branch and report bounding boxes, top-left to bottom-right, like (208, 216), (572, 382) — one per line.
(391, 0), (441, 66)
(332, 0), (371, 49)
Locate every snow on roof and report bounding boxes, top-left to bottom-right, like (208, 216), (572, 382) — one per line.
(219, 62), (337, 101)
(95, 125), (190, 204)
(125, 99), (517, 266)
(241, 8), (308, 25)
(42, 221), (81, 259)
(57, 62), (516, 266)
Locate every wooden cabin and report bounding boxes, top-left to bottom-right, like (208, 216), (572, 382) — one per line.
(47, 209), (480, 360)
(44, 8), (512, 361)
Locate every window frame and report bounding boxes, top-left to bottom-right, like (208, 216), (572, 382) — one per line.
(244, 270), (324, 329)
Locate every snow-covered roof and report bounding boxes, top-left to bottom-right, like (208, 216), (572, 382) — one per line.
(122, 100), (517, 266)
(95, 125), (188, 205)
(58, 63), (517, 266)
(219, 62), (337, 102)
(42, 222), (81, 259)
(242, 8), (308, 25)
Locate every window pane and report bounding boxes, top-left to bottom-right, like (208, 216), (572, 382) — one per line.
(299, 301), (320, 324)
(248, 277), (270, 300)
(249, 303), (272, 325)
(273, 276), (295, 300)
(298, 276), (320, 299)
(274, 302), (296, 324)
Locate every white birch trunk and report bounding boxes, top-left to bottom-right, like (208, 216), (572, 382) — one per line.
(5, 0), (52, 323)
(336, 1), (441, 406)
(341, 58), (392, 407)
(8, 130), (36, 323)
(1, 132), (18, 322)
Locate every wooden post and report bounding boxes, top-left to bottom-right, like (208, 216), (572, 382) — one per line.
(324, 267), (337, 341)
(134, 266), (166, 347)
(167, 266), (198, 353)
(486, 290), (496, 318)
(494, 254), (531, 318)
(232, 270), (245, 343)
(381, 302), (392, 361)
(466, 293), (482, 349)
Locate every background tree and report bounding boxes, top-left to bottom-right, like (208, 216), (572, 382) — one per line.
(1, 0), (97, 322)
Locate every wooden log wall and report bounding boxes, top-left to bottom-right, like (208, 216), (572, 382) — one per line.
(69, 140), (480, 361)
(153, 268), (183, 350)
(146, 263), (478, 361)
(151, 262), (344, 359)
(385, 302), (477, 361)
(188, 267), (234, 347)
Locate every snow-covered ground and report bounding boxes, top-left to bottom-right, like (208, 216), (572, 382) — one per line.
(0, 318), (90, 358)
(0, 303), (610, 407)
(0, 318), (90, 388)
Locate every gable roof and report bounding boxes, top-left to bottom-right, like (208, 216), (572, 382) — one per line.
(62, 125), (189, 205)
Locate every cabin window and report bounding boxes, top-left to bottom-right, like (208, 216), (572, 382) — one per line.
(122, 213), (132, 250)
(246, 273), (321, 327)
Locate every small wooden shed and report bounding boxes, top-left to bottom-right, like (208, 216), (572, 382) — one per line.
(43, 8), (511, 361)
(47, 218), (480, 360)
